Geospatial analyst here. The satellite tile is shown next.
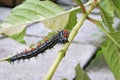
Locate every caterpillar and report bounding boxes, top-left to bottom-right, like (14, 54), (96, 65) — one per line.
(7, 29), (69, 63)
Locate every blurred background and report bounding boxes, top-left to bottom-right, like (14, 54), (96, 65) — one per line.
(0, 0), (120, 80)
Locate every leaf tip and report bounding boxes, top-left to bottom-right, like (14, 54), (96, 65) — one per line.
(0, 57), (11, 63)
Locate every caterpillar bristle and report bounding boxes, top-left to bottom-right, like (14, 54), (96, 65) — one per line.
(37, 42), (41, 47)
(44, 37), (48, 42)
(31, 48), (35, 51)
(42, 52), (46, 56)
(17, 60), (20, 64)
(35, 56), (39, 59)
(5, 29), (69, 63)
(11, 62), (14, 65)
(28, 59), (30, 62)
(30, 44), (36, 48)
(24, 49), (28, 53)
(22, 59), (25, 63)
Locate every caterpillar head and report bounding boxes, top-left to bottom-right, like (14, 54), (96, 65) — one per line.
(59, 29), (69, 44)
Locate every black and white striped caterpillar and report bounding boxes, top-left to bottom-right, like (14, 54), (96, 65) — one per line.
(6, 29), (69, 63)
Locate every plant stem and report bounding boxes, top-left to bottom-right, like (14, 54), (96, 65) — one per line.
(44, 1), (99, 80)
(44, 14), (87, 80)
(88, 17), (120, 48)
(97, 4), (115, 32)
(74, 0), (86, 13)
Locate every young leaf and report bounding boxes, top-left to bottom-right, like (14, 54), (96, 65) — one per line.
(0, 0), (66, 42)
(10, 28), (26, 44)
(109, 0), (120, 18)
(0, 0), (82, 43)
(102, 32), (120, 80)
(99, 0), (114, 32)
(90, 19), (120, 80)
(75, 63), (90, 80)
(66, 8), (81, 30)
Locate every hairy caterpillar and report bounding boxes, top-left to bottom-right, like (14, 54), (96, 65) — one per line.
(7, 29), (69, 63)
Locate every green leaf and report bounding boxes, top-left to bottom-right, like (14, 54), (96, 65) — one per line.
(10, 28), (26, 44)
(0, 30), (60, 63)
(74, 0), (83, 6)
(0, 0), (67, 41)
(66, 8), (81, 30)
(4, 0), (64, 24)
(66, 0), (94, 30)
(102, 32), (120, 80)
(0, 0), (83, 43)
(95, 48), (103, 57)
(0, 0), (66, 33)
(92, 20), (120, 80)
(99, 0), (114, 32)
(62, 78), (67, 80)
(109, 0), (120, 18)
(94, 21), (120, 48)
(75, 63), (90, 80)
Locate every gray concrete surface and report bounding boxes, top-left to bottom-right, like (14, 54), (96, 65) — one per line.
(0, 41), (96, 80)
(0, 1), (118, 79)
(86, 54), (115, 80)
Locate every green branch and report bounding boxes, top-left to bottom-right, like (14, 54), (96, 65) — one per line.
(74, 0), (86, 13)
(44, 1), (100, 80)
(88, 17), (120, 48)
